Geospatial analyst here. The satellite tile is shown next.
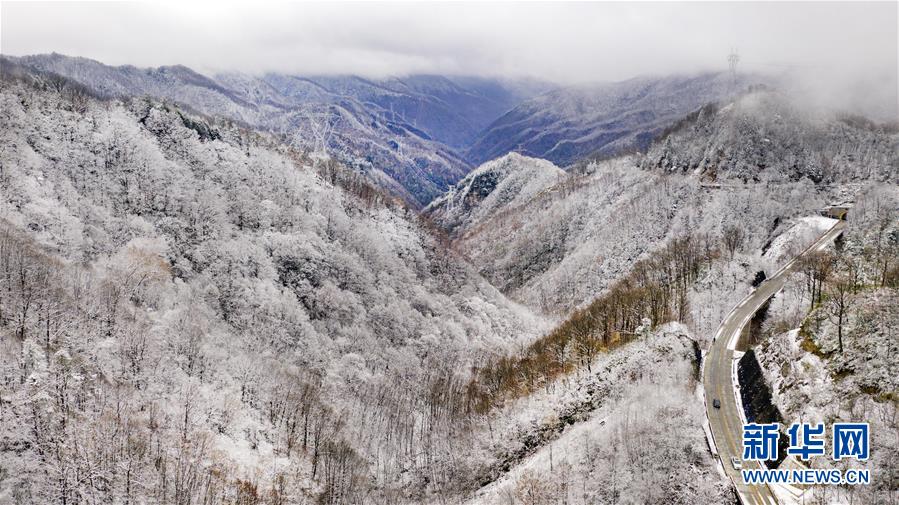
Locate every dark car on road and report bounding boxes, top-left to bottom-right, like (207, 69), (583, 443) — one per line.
(712, 398), (721, 409)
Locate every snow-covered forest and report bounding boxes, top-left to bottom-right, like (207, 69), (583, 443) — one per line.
(1, 37), (897, 505)
(755, 187), (899, 504)
(0, 72), (549, 504)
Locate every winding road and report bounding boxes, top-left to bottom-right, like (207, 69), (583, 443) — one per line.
(703, 220), (846, 505)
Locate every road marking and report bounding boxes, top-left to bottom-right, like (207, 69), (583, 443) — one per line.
(703, 221), (845, 505)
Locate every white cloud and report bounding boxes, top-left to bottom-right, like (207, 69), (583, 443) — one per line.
(1, 1), (896, 116)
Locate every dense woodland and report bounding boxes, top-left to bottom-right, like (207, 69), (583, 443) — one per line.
(433, 91), (897, 316)
(467, 233), (716, 412)
(644, 93), (899, 184)
(0, 72), (545, 504)
(1, 66), (896, 505)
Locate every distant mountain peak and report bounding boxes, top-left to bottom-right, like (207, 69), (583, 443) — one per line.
(425, 153), (565, 235)
(643, 90), (899, 184)
(467, 72), (768, 167)
(3, 53), (553, 206)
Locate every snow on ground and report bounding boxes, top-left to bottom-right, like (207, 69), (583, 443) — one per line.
(757, 329), (832, 422)
(0, 80), (552, 504)
(761, 215), (837, 272)
(456, 210), (850, 504)
(757, 290), (898, 504)
(688, 255), (759, 347)
(424, 153), (565, 235)
(689, 214), (840, 347)
(463, 324), (729, 505)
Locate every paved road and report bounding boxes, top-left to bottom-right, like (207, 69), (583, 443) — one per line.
(703, 220), (846, 505)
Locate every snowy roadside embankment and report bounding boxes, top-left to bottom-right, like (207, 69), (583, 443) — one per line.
(754, 197), (899, 504)
(463, 324), (729, 505)
(762, 215), (838, 272)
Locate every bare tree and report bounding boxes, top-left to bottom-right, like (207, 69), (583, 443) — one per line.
(722, 225), (745, 260)
(302, 108), (342, 158)
(798, 251), (833, 311)
(826, 271), (852, 353)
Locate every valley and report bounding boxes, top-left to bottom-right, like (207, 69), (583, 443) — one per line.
(0, 5), (896, 502)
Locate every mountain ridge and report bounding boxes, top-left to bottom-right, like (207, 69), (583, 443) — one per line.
(424, 153), (565, 236)
(2, 52), (553, 206)
(466, 72), (768, 167)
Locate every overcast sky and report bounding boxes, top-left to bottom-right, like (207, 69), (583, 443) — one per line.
(1, 2), (896, 88)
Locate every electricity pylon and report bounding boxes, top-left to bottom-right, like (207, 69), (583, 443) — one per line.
(728, 48), (740, 84)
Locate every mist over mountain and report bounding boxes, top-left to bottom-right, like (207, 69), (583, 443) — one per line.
(1, 2), (897, 502)
(3, 53), (552, 206)
(431, 89), (897, 313)
(1, 50), (897, 505)
(9, 53), (891, 210)
(467, 72), (767, 167)
(644, 92), (898, 183)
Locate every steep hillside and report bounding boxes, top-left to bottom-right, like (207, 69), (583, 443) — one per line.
(424, 91), (896, 501)
(465, 324), (729, 505)
(424, 153), (565, 235)
(0, 73), (547, 504)
(441, 91), (896, 314)
(467, 72), (761, 167)
(643, 91), (899, 183)
(754, 187), (898, 503)
(2, 54), (550, 206)
(441, 157), (827, 313)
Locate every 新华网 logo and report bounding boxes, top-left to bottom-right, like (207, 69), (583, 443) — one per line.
(738, 422), (870, 486)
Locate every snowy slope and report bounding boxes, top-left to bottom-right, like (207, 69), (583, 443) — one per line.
(761, 215), (838, 267)
(467, 72), (764, 166)
(462, 324), (728, 504)
(443, 156), (834, 313)
(643, 91), (899, 184)
(751, 187), (899, 504)
(438, 89), (896, 314)
(2, 54), (551, 206)
(0, 76), (549, 504)
(424, 153), (565, 235)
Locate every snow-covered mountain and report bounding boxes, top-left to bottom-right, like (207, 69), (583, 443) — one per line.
(643, 91), (899, 183)
(428, 88), (898, 502)
(424, 153), (565, 235)
(2, 54), (551, 206)
(2, 52), (896, 505)
(467, 72), (766, 167)
(434, 90), (897, 314)
(0, 73), (549, 504)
